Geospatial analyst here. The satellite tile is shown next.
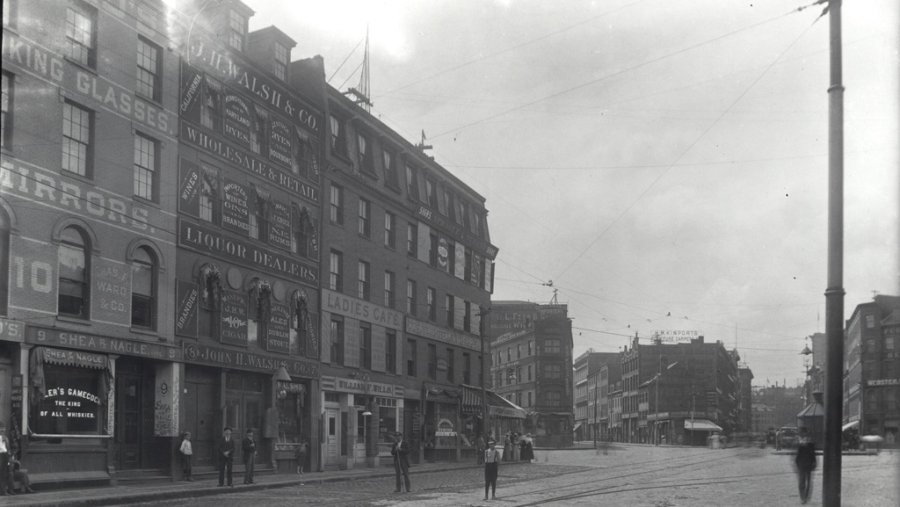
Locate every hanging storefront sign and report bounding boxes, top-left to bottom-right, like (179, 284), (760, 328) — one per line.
(265, 303), (291, 354)
(223, 94), (252, 147)
(268, 199), (293, 251)
(182, 342), (319, 379)
(27, 327), (182, 361)
(179, 158), (201, 217)
(175, 280), (200, 338)
(220, 290), (249, 346)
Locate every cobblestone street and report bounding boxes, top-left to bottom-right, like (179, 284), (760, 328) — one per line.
(131, 446), (899, 507)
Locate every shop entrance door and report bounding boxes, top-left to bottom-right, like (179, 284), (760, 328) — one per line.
(225, 373), (267, 465)
(115, 359), (152, 470)
(324, 407), (340, 467)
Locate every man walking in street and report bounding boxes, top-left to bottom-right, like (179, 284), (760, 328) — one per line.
(391, 432), (411, 493)
(794, 426), (817, 504)
(484, 439), (501, 500)
(217, 427), (235, 487)
(242, 429), (257, 484)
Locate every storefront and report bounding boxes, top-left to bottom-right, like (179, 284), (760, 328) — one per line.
(460, 384), (526, 453)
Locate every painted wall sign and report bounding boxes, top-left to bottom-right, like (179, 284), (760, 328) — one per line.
(223, 94), (252, 147)
(650, 329), (699, 344)
(175, 280), (199, 338)
(9, 236), (59, 315)
(437, 237), (449, 272)
(179, 158), (201, 216)
(220, 290), (248, 346)
(183, 43), (320, 135)
(868, 378), (900, 387)
(179, 218), (319, 286)
(2, 31), (174, 137)
(37, 385), (99, 420)
(182, 122), (319, 204)
(321, 376), (399, 397)
(322, 289), (404, 330)
(405, 318), (480, 351)
(27, 327), (182, 361)
(179, 65), (203, 122)
(1, 157), (158, 235)
(0, 317), (25, 342)
(269, 118), (293, 167)
(266, 303), (291, 354)
(268, 199), (293, 251)
(182, 342), (319, 379)
(92, 258), (131, 325)
(221, 179), (251, 234)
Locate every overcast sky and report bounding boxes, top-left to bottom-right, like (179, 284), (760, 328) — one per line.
(242, 0), (899, 387)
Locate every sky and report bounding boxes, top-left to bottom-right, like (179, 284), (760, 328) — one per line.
(240, 0), (899, 387)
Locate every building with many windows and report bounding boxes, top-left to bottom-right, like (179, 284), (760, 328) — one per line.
(489, 302), (574, 447)
(1, 0), (180, 482)
(573, 350), (619, 441)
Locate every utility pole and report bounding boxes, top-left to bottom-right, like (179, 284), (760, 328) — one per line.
(480, 306), (491, 441)
(823, 0), (844, 505)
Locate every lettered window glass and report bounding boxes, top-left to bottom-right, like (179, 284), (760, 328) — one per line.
(31, 365), (104, 435)
(62, 101), (92, 177)
(133, 133), (157, 201)
(131, 246), (155, 329)
(66, 3), (95, 67)
(136, 37), (161, 101)
(199, 166), (218, 223)
(58, 227), (89, 318)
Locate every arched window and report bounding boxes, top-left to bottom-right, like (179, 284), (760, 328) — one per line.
(249, 187), (269, 241)
(248, 278), (271, 346)
(58, 226), (89, 318)
(0, 206), (9, 315)
(291, 205), (317, 258)
(131, 246), (156, 329)
(198, 264), (221, 337)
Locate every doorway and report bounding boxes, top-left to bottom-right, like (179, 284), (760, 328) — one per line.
(324, 406), (340, 467)
(184, 366), (218, 467)
(224, 372), (267, 464)
(114, 358), (154, 470)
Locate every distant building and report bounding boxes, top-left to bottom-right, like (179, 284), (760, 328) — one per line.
(573, 350), (619, 441)
(736, 365), (754, 433)
(844, 295), (900, 445)
(489, 301), (574, 447)
(590, 357), (623, 442)
(751, 385), (805, 433)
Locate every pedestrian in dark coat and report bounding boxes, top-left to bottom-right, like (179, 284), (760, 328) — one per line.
(391, 432), (411, 493)
(217, 427), (235, 487)
(484, 440), (501, 500)
(242, 429), (257, 484)
(794, 427), (817, 504)
(475, 435), (486, 464)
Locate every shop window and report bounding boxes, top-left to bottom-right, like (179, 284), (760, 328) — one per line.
(276, 382), (307, 446)
(58, 226), (90, 318)
(130, 246), (156, 329)
(30, 355), (109, 436)
(198, 264), (222, 338)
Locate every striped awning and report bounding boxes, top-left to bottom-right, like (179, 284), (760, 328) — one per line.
(41, 347), (109, 370)
(460, 384), (526, 419)
(684, 419), (722, 432)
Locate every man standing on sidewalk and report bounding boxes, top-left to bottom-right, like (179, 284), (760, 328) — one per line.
(0, 425), (10, 496)
(242, 429), (257, 484)
(217, 427), (235, 487)
(391, 432), (411, 493)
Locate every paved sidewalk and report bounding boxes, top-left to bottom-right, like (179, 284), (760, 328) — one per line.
(0, 461), (480, 507)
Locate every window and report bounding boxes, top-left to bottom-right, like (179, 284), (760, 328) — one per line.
(406, 223), (417, 257)
(131, 246), (156, 329)
(358, 198), (370, 237)
(383, 149), (399, 188)
(406, 279), (417, 316)
(330, 318), (344, 364)
(228, 10), (246, 51)
(66, 3), (96, 67)
(31, 364), (105, 435)
(199, 166), (218, 223)
(198, 264), (221, 338)
(543, 391), (562, 406)
(248, 279), (271, 345)
(516, 366), (522, 385)
(472, 211), (483, 237)
(62, 101), (92, 177)
(527, 391), (532, 407)
(426, 287), (436, 321)
(250, 106), (267, 154)
(58, 227), (89, 318)
(517, 344), (521, 359)
(357, 133), (374, 174)
(516, 391), (522, 407)
(329, 184), (343, 224)
(528, 364), (533, 381)
(359, 324), (371, 370)
(544, 339), (561, 354)
(543, 364), (562, 379)
(329, 250), (343, 291)
(506, 348), (511, 362)
(133, 133), (157, 201)
(464, 301), (471, 332)
(292, 205), (315, 258)
(427, 344), (437, 380)
(357, 260), (370, 300)
(454, 197), (467, 226)
(406, 339), (417, 376)
(2, 0), (16, 26)
(201, 78), (221, 130)
(462, 353), (471, 384)
(383, 271), (395, 308)
(528, 341), (533, 355)
(384, 212), (395, 248)
(1, 72), (11, 150)
(329, 114), (346, 156)
(428, 233), (438, 267)
(445, 295), (454, 327)
(464, 249), (472, 281)
(0, 208), (9, 314)
(424, 178), (436, 207)
(137, 37), (161, 101)
(446, 348), (455, 383)
(386, 330), (397, 374)
(405, 165), (418, 199)
(273, 42), (288, 80)
(438, 187), (450, 216)
(249, 188), (269, 240)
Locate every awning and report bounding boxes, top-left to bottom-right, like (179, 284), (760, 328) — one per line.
(842, 420), (859, 432)
(573, 423), (582, 432)
(684, 419), (722, 432)
(460, 384), (526, 419)
(29, 347), (113, 403)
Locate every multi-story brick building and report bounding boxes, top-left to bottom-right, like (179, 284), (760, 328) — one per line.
(589, 356), (623, 442)
(844, 295), (900, 446)
(573, 350), (618, 441)
(750, 384), (805, 434)
(489, 302), (573, 447)
(318, 81), (497, 467)
(1, 0), (180, 483)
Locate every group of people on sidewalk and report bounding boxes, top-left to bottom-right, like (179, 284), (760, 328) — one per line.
(0, 424), (35, 495)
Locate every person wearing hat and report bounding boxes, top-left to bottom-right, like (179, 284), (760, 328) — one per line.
(0, 424), (10, 495)
(217, 427), (235, 487)
(483, 439), (502, 500)
(391, 432), (411, 493)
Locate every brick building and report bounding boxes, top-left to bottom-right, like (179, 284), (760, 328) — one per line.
(573, 350), (618, 441)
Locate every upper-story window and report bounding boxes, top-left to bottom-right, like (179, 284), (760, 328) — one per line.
(329, 250), (343, 292)
(201, 79), (222, 131)
(424, 178), (436, 207)
(0, 208), (9, 315)
(384, 211), (395, 248)
(405, 165), (418, 200)
(426, 287), (436, 321)
(383, 149), (399, 189)
(250, 106), (267, 154)
(62, 101), (93, 177)
(329, 114), (347, 157)
(2, 72), (13, 151)
(406, 223), (417, 257)
(406, 279), (417, 316)
(454, 196), (466, 226)
(357, 198), (370, 238)
(249, 188), (269, 240)
(199, 165), (219, 224)
(273, 42), (289, 80)
(329, 184), (344, 224)
(228, 10), (247, 51)
(357, 133), (374, 174)
(471, 209), (483, 237)
(58, 226), (90, 319)
(66, 2), (96, 68)
(133, 132), (158, 202)
(292, 205), (317, 258)
(383, 270), (395, 309)
(357, 260), (370, 300)
(198, 264), (221, 338)
(438, 187), (450, 216)
(130, 246), (156, 330)
(136, 37), (161, 101)
(543, 339), (561, 354)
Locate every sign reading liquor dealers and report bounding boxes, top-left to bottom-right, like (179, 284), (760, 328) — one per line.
(221, 179), (251, 234)
(651, 330), (700, 344)
(220, 290), (248, 346)
(175, 280), (200, 338)
(265, 303), (291, 354)
(182, 342), (319, 379)
(322, 289), (404, 330)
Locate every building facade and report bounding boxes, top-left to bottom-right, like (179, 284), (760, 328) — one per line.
(489, 302), (573, 447)
(318, 82), (497, 467)
(573, 350), (618, 441)
(750, 384), (805, 434)
(844, 295), (900, 446)
(2, 0), (180, 481)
